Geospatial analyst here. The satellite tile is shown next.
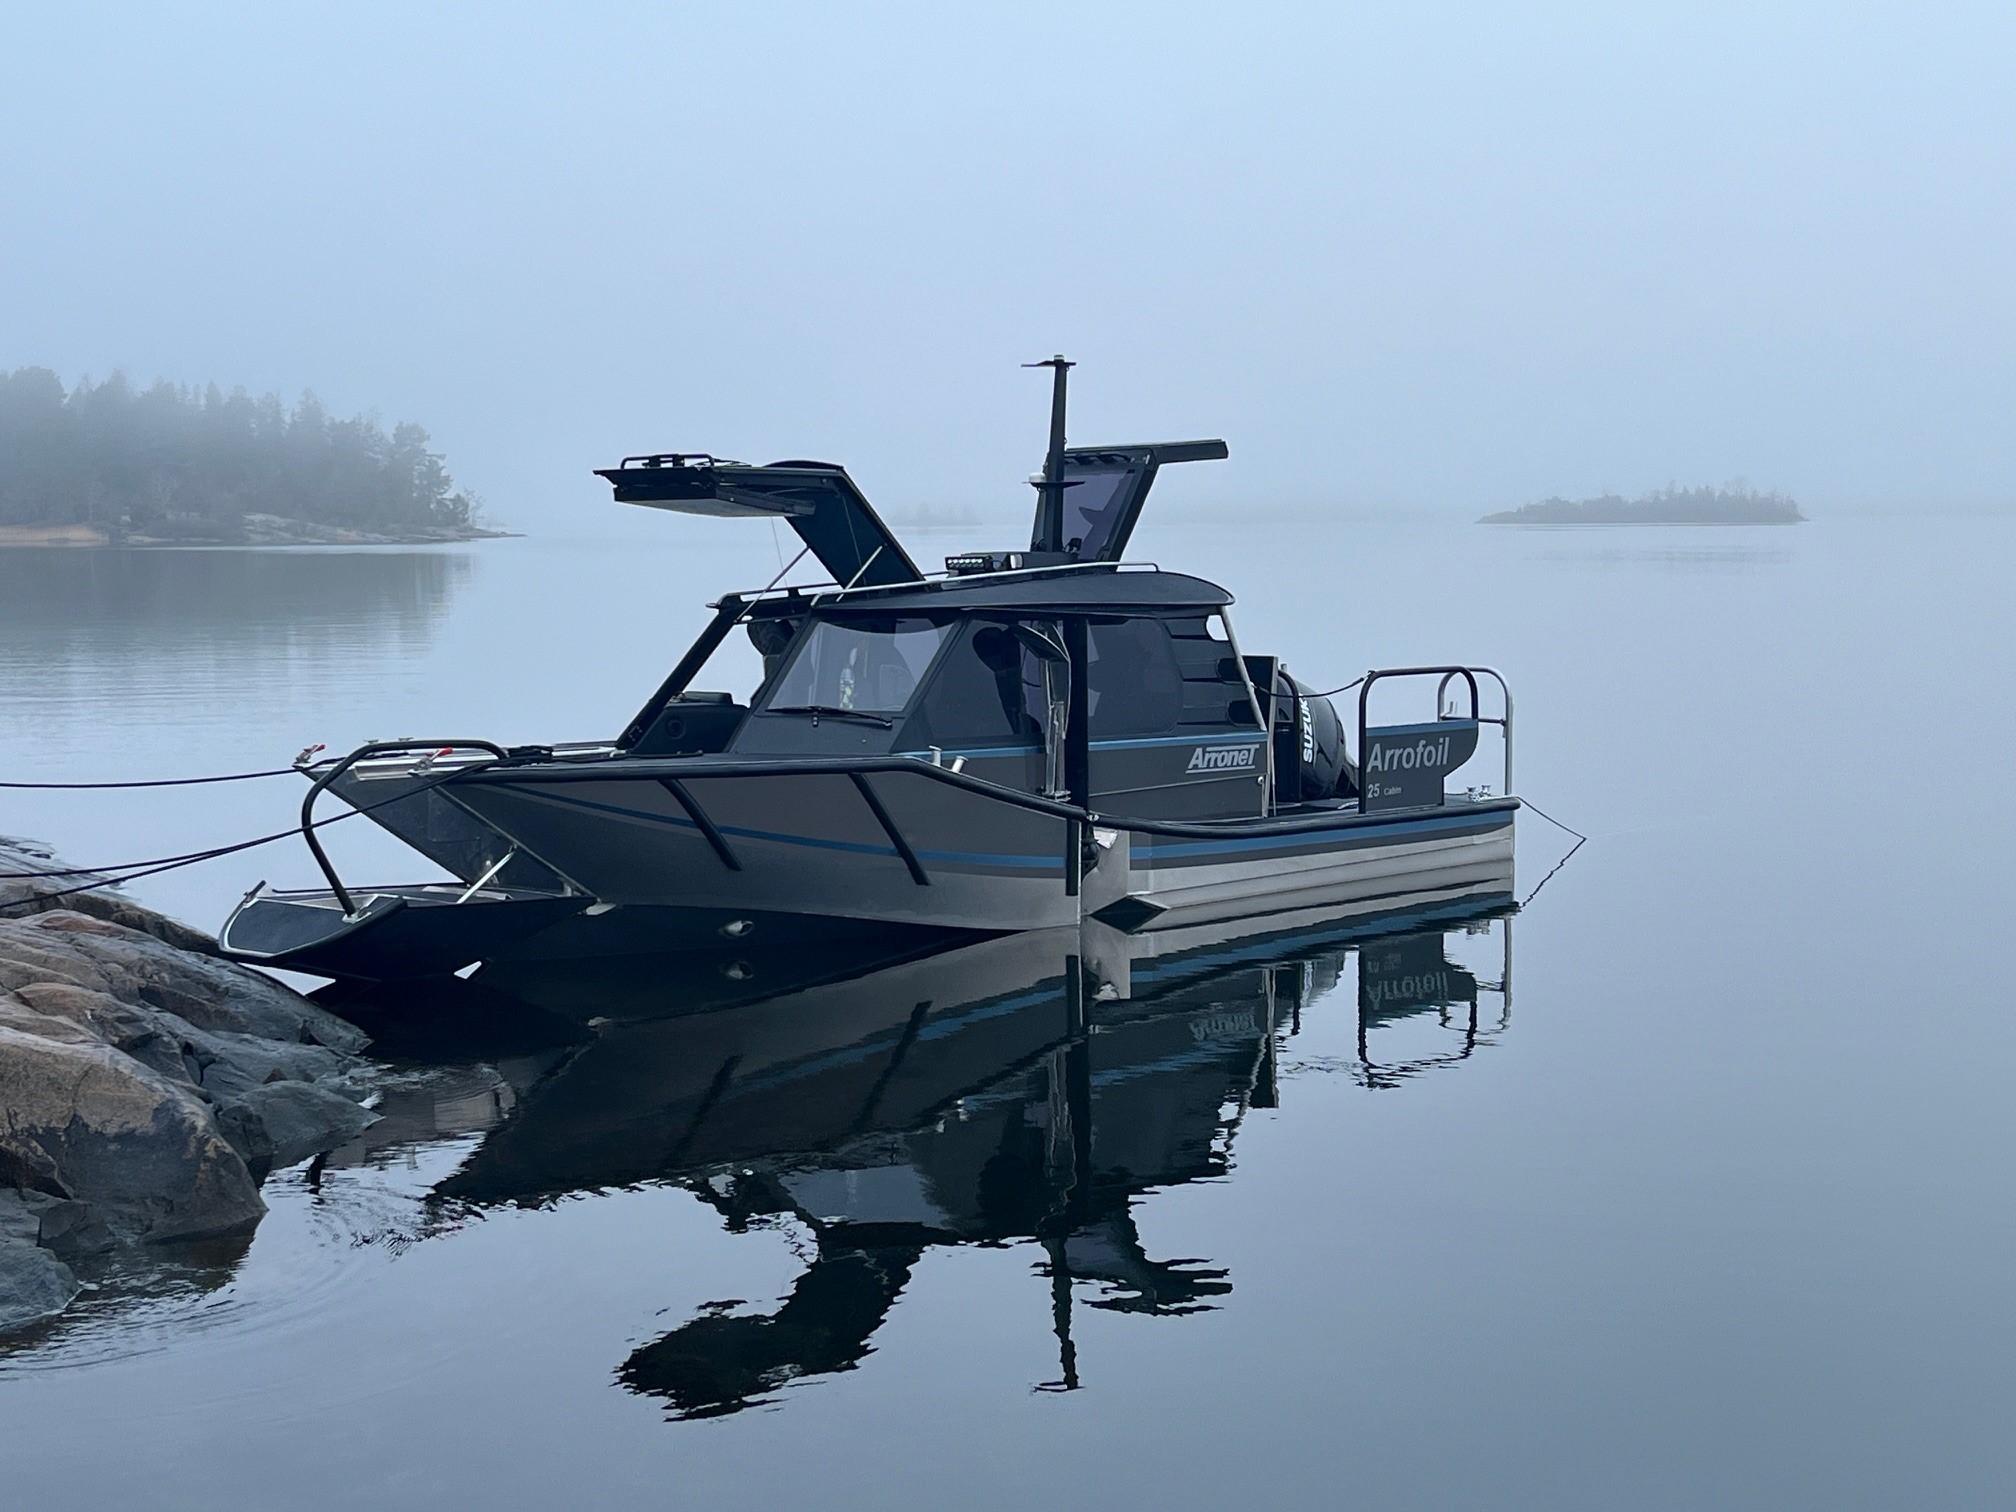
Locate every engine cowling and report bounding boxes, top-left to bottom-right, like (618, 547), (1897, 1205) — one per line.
(1271, 672), (1357, 802)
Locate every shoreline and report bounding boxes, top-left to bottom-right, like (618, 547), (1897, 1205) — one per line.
(0, 522), (517, 548)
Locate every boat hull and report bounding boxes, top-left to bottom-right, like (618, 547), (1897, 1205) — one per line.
(438, 763), (1516, 941)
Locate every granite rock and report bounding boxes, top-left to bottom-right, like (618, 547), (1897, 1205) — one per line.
(0, 837), (381, 1334)
(0, 1019), (267, 1243)
(0, 1230), (79, 1333)
(0, 834), (218, 953)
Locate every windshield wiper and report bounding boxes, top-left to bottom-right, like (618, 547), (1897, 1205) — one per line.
(763, 704), (894, 728)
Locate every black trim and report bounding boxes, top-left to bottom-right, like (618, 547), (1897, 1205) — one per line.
(620, 598), (747, 749)
(848, 772), (930, 886)
(658, 778), (742, 870)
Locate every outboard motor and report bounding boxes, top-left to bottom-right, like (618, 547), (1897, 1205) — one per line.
(1271, 672), (1357, 802)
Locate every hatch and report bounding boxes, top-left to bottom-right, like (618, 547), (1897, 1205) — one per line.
(595, 455), (923, 588)
(1023, 356), (1226, 564)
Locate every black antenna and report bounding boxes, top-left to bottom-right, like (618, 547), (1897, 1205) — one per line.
(1024, 354), (1074, 553)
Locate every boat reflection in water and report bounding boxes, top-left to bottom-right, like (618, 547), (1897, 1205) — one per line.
(399, 901), (1513, 1419)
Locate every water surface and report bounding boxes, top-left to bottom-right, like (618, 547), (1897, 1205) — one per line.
(1, 515), (2012, 1510)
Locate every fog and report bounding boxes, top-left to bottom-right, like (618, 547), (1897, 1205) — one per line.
(5, 3), (2011, 531)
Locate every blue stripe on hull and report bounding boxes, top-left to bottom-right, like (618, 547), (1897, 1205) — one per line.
(493, 777), (1509, 875)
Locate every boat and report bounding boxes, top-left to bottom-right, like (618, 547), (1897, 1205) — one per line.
(219, 359), (1518, 980)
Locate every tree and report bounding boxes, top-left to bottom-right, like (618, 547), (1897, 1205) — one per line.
(0, 368), (486, 537)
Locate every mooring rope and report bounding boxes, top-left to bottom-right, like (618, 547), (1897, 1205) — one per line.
(0, 767), (300, 790)
(0, 763), (483, 902)
(0, 816), (363, 884)
(1515, 797), (1588, 907)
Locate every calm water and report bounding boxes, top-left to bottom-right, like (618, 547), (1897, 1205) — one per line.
(2, 512), (2013, 1509)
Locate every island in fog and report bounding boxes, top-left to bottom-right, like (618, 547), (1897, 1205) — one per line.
(1482, 484), (1805, 526)
(0, 367), (507, 546)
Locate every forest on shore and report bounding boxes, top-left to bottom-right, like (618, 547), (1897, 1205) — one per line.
(1481, 483), (1805, 525)
(0, 367), (494, 543)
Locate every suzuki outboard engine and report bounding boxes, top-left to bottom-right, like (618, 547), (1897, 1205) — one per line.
(1271, 672), (1357, 802)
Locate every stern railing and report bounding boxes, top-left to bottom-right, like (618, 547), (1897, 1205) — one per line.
(1355, 665), (1513, 814)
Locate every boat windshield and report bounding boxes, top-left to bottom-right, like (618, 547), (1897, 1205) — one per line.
(763, 617), (951, 716)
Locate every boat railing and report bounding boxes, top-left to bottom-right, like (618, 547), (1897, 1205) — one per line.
(301, 739), (509, 916)
(711, 558), (1164, 610)
(1355, 665), (1513, 813)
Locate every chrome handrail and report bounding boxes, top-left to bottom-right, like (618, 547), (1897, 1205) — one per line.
(1356, 665), (1513, 813)
(1438, 665), (1513, 792)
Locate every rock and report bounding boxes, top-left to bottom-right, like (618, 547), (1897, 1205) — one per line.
(0, 838), (386, 1333)
(30, 1198), (117, 1259)
(0, 1186), (60, 1243)
(0, 910), (368, 1052)
(8, 981), (354, 1099)
(0, 1231), (79, 1334)
(217, 1081), (380, 1172)
(0, 1021), (266, 1243)
(0, 835), (219, 954)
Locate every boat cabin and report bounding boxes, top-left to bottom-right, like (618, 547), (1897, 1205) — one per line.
(627, 565), (1275, 822)
(595, 434), (1316, 823)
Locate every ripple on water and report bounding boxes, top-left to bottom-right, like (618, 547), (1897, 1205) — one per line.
(0, 1133), (488, 1377)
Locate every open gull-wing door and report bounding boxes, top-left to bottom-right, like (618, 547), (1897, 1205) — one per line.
(1023, 353), (1226, 564)
(597, 454), (923, 588)
(1039, 439), (1229, 563)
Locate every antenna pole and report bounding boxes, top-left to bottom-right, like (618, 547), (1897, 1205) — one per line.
(1025, 354), (1075, 553)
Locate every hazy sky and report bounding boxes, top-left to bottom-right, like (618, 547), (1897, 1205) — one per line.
(5, 3), (2011, 529)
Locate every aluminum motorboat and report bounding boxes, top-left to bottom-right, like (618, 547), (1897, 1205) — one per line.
(220, 360), (1517, 979)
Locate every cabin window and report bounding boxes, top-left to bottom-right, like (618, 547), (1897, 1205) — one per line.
(1087, 618), (1183, 737)
(905, 624), (1042, 747)
(765, 617), (949, 715)
(1059, 466), (1138, 559)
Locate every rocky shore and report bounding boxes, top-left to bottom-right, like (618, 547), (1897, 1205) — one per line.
(0, 836), (381, 1334)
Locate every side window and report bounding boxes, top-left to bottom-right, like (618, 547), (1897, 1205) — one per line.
(1088, 618), (1183, 738)
(1167, 613), (1258, 728)
(904, 624), (1040, 748)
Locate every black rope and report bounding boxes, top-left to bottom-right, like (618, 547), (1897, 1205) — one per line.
(0, 765), (480, 900)
(1516, 798), (1588, 908)
(0, 767), (299, 790)
(1281, 675), (1367, 702)
(0, 821), (339, 881)
(1519, 798), (1588, 846)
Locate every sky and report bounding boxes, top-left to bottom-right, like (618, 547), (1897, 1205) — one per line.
(4, 2), (2012, 530)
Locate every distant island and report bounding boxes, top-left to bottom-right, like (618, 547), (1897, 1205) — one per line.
(0, 367), (510, 546)
(1481, 484), (1805, 526)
